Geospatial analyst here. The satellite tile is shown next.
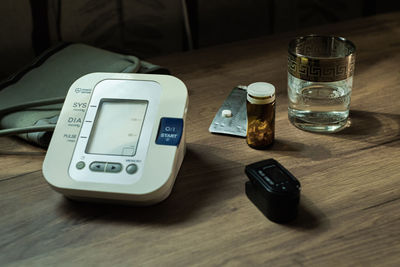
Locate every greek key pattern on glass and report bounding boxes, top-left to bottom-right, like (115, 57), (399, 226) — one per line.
(288, 53), (355, 82)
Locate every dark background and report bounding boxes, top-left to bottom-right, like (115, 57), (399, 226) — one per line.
(1, 0), (399, 80)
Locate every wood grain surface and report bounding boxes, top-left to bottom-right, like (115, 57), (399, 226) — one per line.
(1, 12), (400, 266)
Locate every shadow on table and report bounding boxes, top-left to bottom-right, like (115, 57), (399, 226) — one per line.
(270, 139), (332, 161)
(58, 144), (244, 225)
(270, 110), (400, 159)
(333, 110), (400, 145)
(284, 196), (329, 231)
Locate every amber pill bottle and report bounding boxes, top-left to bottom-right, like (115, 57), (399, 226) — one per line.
(246, 82), (276, 149)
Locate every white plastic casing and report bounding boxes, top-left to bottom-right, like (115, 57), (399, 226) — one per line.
(42, 73), (188, 205)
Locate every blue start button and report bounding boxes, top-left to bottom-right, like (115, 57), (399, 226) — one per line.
(156, 117), (184, 146)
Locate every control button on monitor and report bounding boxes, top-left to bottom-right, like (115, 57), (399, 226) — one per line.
(105, 163), (122, 173)
(126, 164), (138, 174)
(156, 117), (184, 146)
(76, 161), (85, 170)
(89, 162), (106, 172)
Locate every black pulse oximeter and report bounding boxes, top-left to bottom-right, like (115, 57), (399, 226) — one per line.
(245, 158), (301, 223)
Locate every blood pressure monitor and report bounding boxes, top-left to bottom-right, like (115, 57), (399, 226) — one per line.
(42, 73), (188, 205)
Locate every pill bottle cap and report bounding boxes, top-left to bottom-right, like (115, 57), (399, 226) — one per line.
(247, 82), (275, 104)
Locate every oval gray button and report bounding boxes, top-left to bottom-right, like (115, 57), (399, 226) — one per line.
(89, 162), (106, 172)
(126, 164), (138, 174)
(105, 163), (122, 173)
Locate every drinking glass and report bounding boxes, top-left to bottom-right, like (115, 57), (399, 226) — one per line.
(287, 35), (356, 132)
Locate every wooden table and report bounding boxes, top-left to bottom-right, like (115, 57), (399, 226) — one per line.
(1, 12), (400, 266)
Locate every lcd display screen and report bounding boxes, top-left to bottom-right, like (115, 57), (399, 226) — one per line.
(86, 100), (148, 156)
(262, 165), (288, 183)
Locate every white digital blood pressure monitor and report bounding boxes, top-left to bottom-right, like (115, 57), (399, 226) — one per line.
(42, 73), (188, 205)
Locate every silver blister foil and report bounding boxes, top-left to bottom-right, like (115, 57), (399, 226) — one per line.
(209, 86), (247, 137)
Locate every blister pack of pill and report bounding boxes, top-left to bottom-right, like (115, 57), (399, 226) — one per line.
(208, 86), (247, 137)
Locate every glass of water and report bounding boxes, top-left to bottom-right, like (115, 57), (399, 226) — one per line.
(287, 35), (356, 132)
